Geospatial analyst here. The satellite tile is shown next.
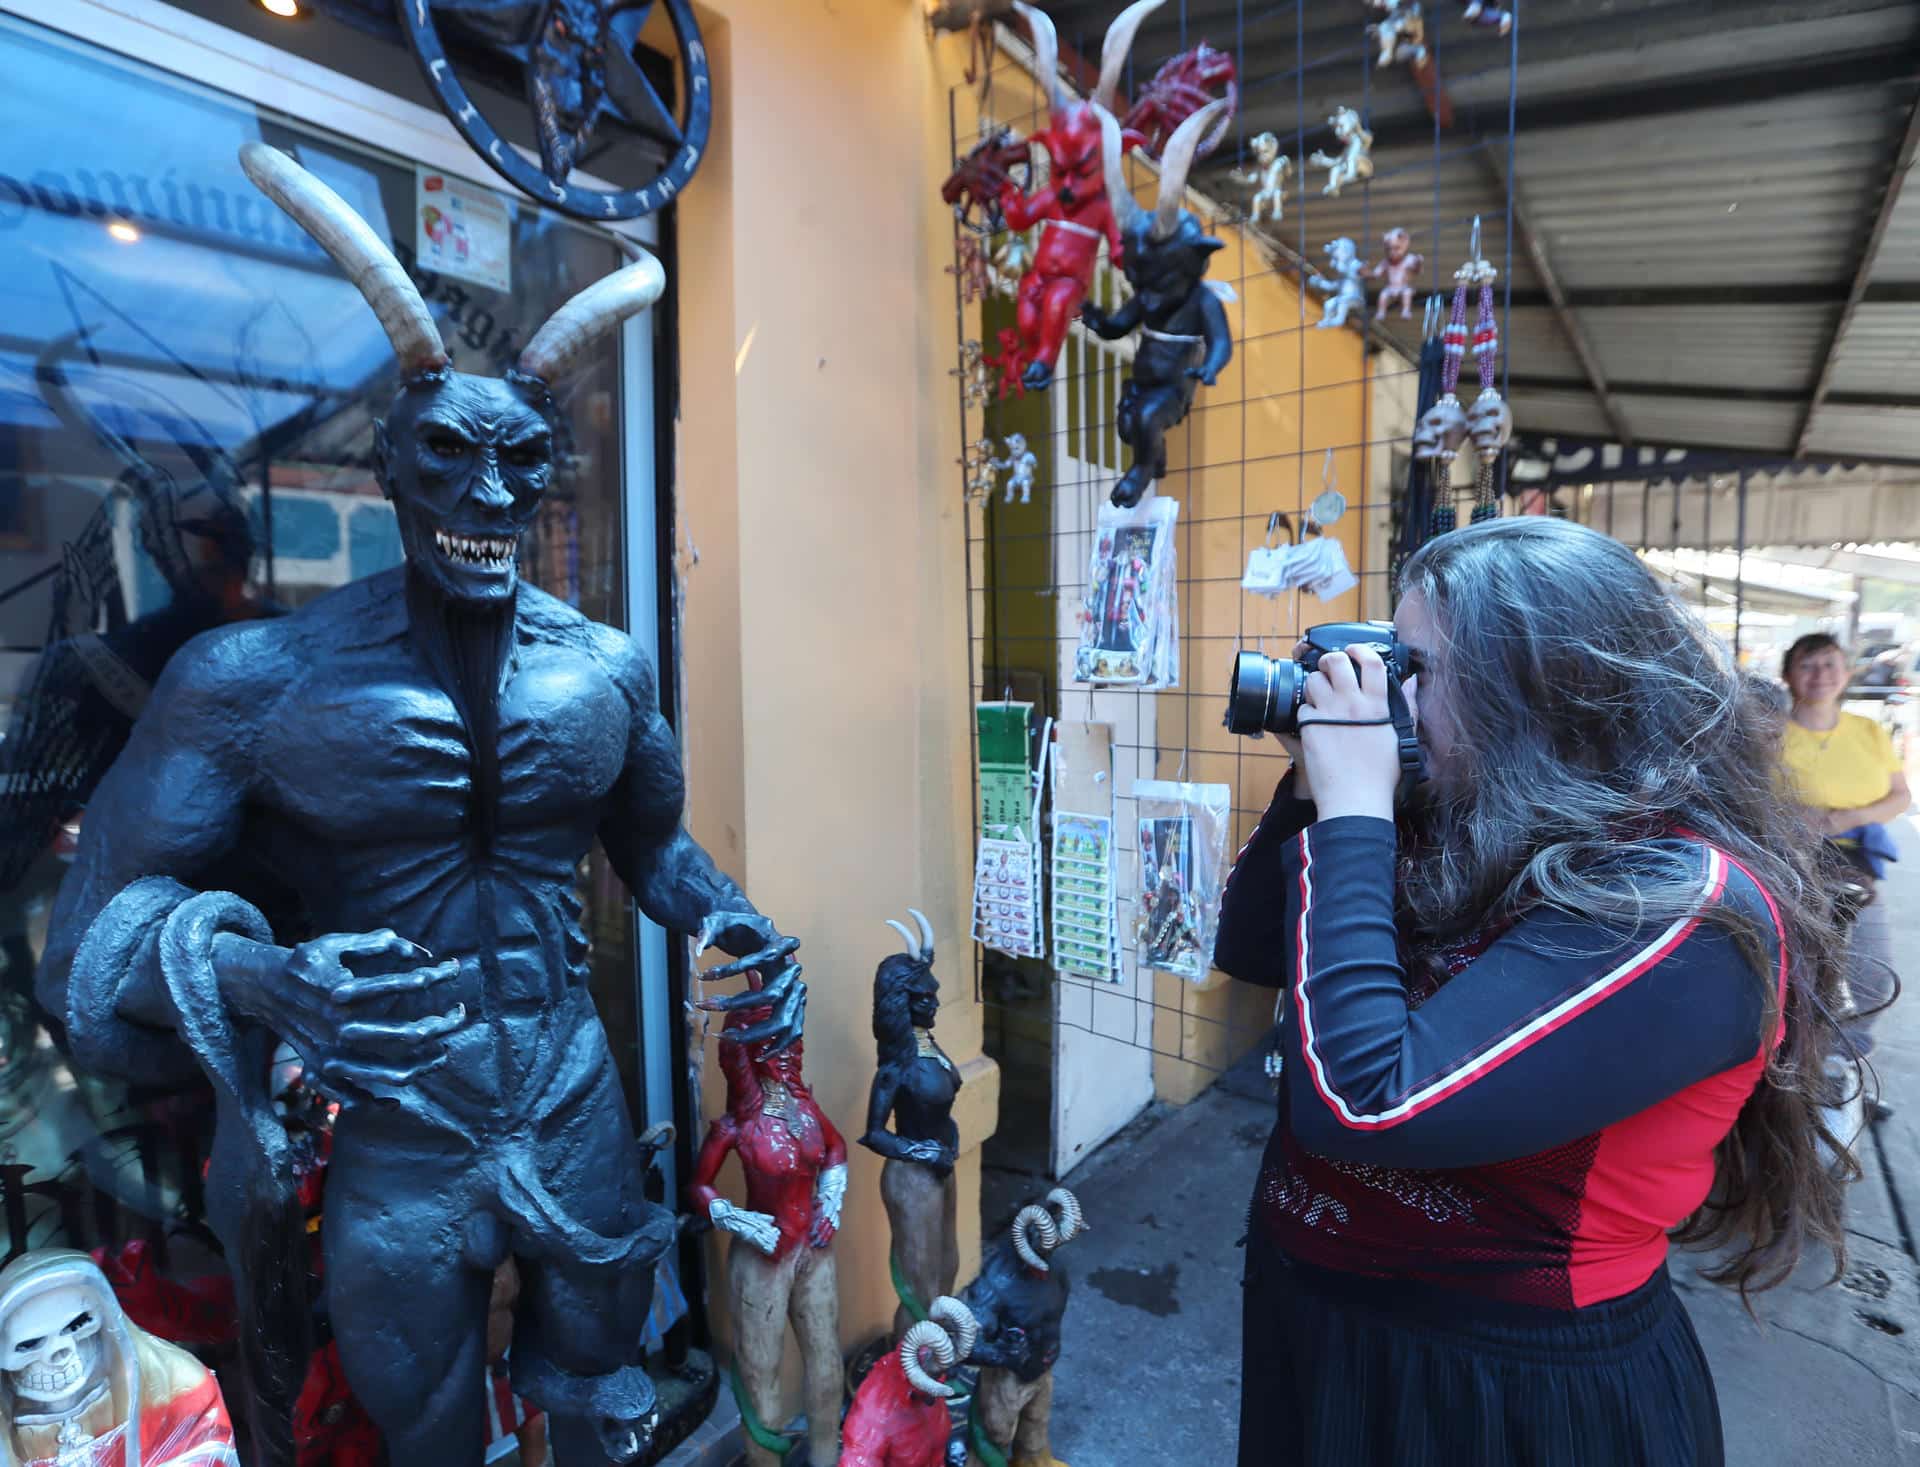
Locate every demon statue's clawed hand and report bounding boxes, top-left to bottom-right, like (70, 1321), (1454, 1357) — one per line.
(41, 142), (801, 1467)
(1080, 102), (1234, 508)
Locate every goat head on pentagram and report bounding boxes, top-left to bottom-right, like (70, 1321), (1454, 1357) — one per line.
(427, 0), (685, 185)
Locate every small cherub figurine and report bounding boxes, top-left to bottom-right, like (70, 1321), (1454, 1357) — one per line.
(964, 439), (998, 502)
(991, 228), (1037, 299)
(1308, 238), (1367, 330)
(1308, 106), (1374, 197)
(1456, 0), (1513, 34)
(947, 238), (991, 304)
(993, 433), (1039, 505)
(953, 339), (991, 408)
(1228, 132), (1290, 225)
(1364, 0), (1427, 69)
(986, 326), (1028, 400)
(1366, 228), (1423, 320)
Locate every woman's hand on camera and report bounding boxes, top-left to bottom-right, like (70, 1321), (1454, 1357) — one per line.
(1298, 643), (1415, 823)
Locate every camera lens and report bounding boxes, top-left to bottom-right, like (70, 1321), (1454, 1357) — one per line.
(1225, 651), (1303, 737)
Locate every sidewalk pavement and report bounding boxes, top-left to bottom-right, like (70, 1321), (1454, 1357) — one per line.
(1041, 822), (1920, 1465)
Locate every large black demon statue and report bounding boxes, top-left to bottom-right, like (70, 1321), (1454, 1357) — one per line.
(1079, 102), (1234, 508)
(40, 143), (802, 1467)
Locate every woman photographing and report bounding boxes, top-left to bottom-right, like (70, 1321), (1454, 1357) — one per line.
(1780, 632), (1908, 1065)
(1217, 519), (1851, 1467)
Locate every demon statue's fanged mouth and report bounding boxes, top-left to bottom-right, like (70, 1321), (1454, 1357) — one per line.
(433, 532), (519, 569)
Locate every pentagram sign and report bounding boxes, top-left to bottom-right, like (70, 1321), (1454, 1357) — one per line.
(402, 0), (711, 221)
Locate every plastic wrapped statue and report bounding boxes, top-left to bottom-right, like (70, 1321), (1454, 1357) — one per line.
(1227, 132), (1289, 226)
(990, 0), (1160, 390)
(1081, 103), (1234, 509)
(1308, 107), (1374, 196)
(993, 436), (1039, 505)
(39, 144), (805, 1467)
(962, 1189), (1084, 1467)
(689, 1000), (847, 1467)
(0, 1249), (238, 1467)
(990, 229), (1036, 299)
(839, 1297), (976, 1467)
(1308, 238), (1367, 330)
(859, 912), (962, 1339)
(1367, 228), (1424, 320)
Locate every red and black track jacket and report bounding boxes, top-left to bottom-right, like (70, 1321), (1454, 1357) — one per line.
(1217, 776), (1785, 1310)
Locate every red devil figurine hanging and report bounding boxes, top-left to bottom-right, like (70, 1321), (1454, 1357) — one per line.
(988, 0), (1163, 393)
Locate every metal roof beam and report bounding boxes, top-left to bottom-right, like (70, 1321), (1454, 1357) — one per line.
(1497, 284), (1920, 311)
(1480, 150), (1634, 447)
(1794, 88), (1920, 456)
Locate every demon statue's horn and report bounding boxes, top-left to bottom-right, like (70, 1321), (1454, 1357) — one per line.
(1044, 1186), (1086, 1243)
(1011, 2), (1069, 112)
(885, 918), (922, 959)
(1098, 100), (1228, 240)
(517, 253), (666, 385)
(898, 1296), (978, 1397)
(909, 907), (936, 960)
(1152, 98), (1229, 236)
(238, 142), (449, 375)
(1093, 0), (1167, 113)
(1011, 1202), (1061, 1271)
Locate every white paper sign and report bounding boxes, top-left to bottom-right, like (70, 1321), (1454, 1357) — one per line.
(415, 170), (512, 293)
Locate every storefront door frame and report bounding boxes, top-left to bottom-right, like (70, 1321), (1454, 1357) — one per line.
(5, 0), (683, 1191)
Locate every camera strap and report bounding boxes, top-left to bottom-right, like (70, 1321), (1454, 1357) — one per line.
(1296, 679), (1426, 803)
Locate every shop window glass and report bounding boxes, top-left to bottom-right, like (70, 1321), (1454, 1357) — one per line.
(0, 7), (651, 1362)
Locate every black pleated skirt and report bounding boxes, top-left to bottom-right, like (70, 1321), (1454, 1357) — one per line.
(1238, 1238), (1724, 1467)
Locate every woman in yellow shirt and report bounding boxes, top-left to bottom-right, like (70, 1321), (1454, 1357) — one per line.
(1781, 633), (1909, 1070)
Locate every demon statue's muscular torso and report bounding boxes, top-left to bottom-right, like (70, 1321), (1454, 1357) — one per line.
(40, 145), (802, 1467)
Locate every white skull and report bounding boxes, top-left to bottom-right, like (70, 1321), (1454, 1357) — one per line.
(1413, 397), (1467, 462)
(2, 1286), (102, 1405)
(1467, 390), (1513, 456)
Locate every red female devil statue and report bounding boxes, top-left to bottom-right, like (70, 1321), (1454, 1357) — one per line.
(991, 0), (1162, 392)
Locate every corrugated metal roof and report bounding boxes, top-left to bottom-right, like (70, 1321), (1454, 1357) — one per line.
(1829, 304), (1920, 397)
(1806, 405), (1920, 462)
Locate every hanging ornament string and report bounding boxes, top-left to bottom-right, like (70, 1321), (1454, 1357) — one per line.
(1463, 221), (1504, 523)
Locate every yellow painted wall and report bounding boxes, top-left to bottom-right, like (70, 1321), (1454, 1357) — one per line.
(670, 0), (996, 1398)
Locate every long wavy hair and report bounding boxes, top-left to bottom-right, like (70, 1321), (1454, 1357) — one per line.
(1396, 517), (1854, 1299)
(872, 953), (932, 1062)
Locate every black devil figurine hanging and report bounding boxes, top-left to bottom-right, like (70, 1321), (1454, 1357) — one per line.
(1080, 100), (1234, 508)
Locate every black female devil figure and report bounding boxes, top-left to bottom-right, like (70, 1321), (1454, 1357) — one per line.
(1080, 101), (1234, 507)
(41, 143), (805, 1467)
(858, 910), (963, 1341)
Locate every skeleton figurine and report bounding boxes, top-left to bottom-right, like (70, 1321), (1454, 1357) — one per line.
(1364, 0), (1427, 69)
(1082, 102), (1234, 508)
(947, 239), (992, 305)
(42, 144), (806, 1467)
(993, 434), (1040, 505)
(839, 1297), (976, 1467)
(1308, 238), (1367, 330)
(1308, 107), (1374, 197)
(0, 1250), (238, 1466)
(1366, 228), (1423, 320)
(964, 439), (999, 503)
(690, 999), (847, 1467)
(860, 912), (963, 1340)
(962, 1190), (1085, 1467)
(955, 339), (992, 408)
(1227, 132), (1290, 226)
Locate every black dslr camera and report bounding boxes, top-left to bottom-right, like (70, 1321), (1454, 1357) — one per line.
(1224, 622), (1419, 738)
